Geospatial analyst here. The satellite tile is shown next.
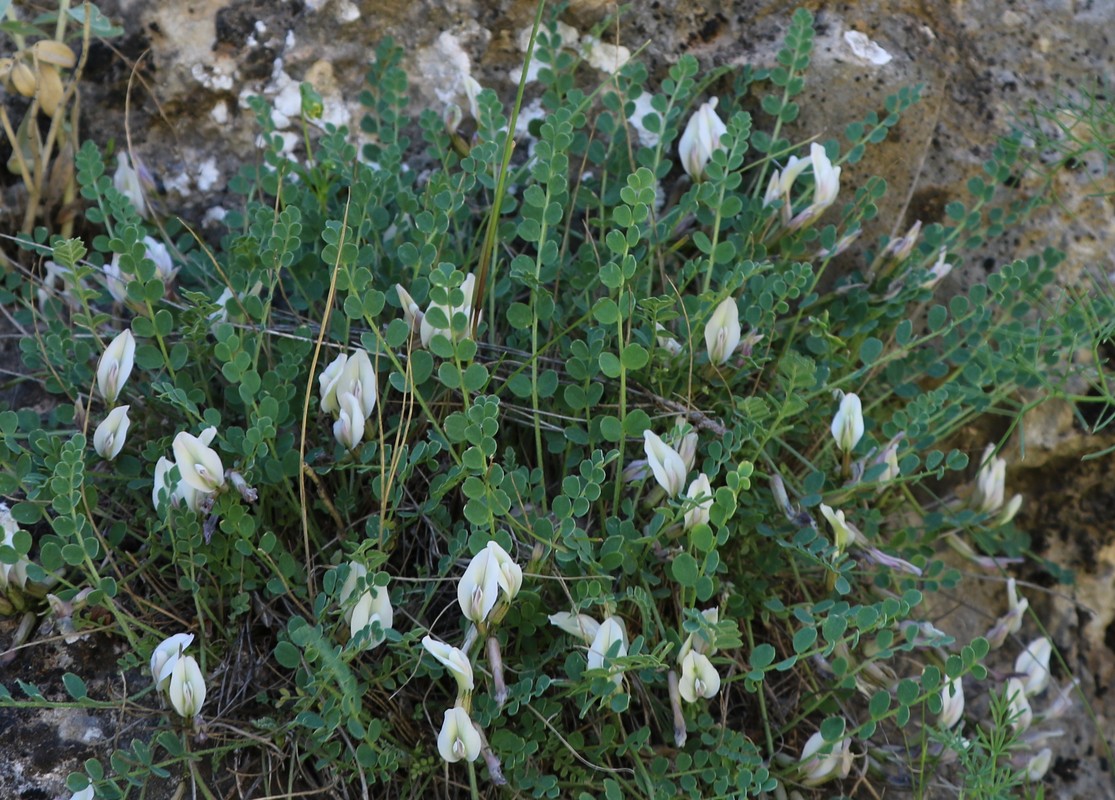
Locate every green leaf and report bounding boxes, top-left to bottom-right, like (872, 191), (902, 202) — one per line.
(750, 643), (776, 670)
(671, 552), (700, 587)
(859, 337), (884, 364)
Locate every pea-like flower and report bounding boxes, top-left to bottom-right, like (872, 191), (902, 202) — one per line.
(586, 616), (627, 686)
(704, 297), (741, 366)
(396, 284), (424, 335)
(113, 152), (148, 219)
(548, 612), (601, 644)
(319, 353), (349, 414)
(1006, 677), (1033, 732)
(1026, 748), (1053, 781)
(1014, 637), (1052, 697)
(678, 651), (720, 702)
(678, 98), (727, 181)
(421, 635), (474, 695)
(484, 540), (523, 602)
(798, 729), (854, 786)
(938, 676), (965, 729)
(972, 444), (1007, 514)
(819, 504), (860, 552)
(172, 427), (226, 493)
(93, 405), (131, 461)
(333, 392), (366, 451)
(69, 784), (95, 800)
(684, 474), (713, 530)
(96, 329), (135, 405)
(153, 457), (209, 513)
(655, 323), (682, 357)
(150, 632), (195, 693)
(143, 236), (177, 284)
(986, 578), (1029, 649)
(168, 654), (206, 719)
(831, 392), (865, 453)
(349, 584), (393, 647)
(420, 273), (477, 348)
(437, 707), (482, 763)
(643, 430), (687, 497)
(789, 143), (842, 230)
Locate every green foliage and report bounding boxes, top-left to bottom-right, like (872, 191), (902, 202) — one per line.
(0, 9), (1099, 800)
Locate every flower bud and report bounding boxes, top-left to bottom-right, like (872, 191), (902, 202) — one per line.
(938, 676), (965, 729)
(798, 729), (853, 787)
(396, 284), (424, 335)
(485, 540), (522, 602)
(1025, 747), (1052, 781)
(114, 153), (148, 219)
(921, 248), (953, 289)
(143, 236), (177, 284)
(96, 329), (136, 405)
(30, 40), (77, 68)
(168, 654), (206, 719)
(172, 427), (226, 493)
(678, 650), (720, 702)
(830, 392), (865, 453)
(421, 635), (475, 695)
(643, 430), (687, 497)
(1014, 637), (1052, 697)
(787, 143), (842, 230)
(349, 585), (393, 648)
(655, 323), (682, 357)
(683, 474), (713, 530)
(678, 98), (727, 181)
(704, 297), (741, 366)
(36, 64), (64, 116)
(972, 444), (1006, 513)
(819, 504), (859, 552)
(437, 707), (482, 763)
(882, 220), (922, 262)
(587, 616), (627, 686)
(93, 405), (131, 461)
(150, 632), (195, 694)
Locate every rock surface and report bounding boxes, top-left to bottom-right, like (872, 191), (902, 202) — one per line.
(2, 0), (1114, 797)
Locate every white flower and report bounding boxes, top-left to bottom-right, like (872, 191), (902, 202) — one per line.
(421, 636), (474, 694)
(172, 427), (226, 493)
(676, 429), (699, 473)
(1006, 677), (1033, 732)
(338, 562), (368, 613)
(1015, 637), (1052, 697)
(153, 457), (208, 513)
(0, 504), (31, 591)
(396, 284), (424, 335)
(684, 474), (713, 530)
(1026, 747), (1052, 781)
(113, 152), (147, 219)
(921, 248), (953, 289)
(678, 651), (720, 702)
(678, 98), (727, 181)
(704, 297), (741, 366)
(819, 504), (859, 552)
(998, 494), (1023, 526)
(457, 545), (501, 624)
(643, 430), (687, 497)
(798, 730), (853, 786)
(338, 349), (378, 418)
(150, 632), (195, 693)
(142, 236), (177, 283)
(548, 612), (601, 644)
(103, 255), (131, 304)
(462, 75), (482, 121)
(349, 585), (393, 648)
(938, 676), (965, 729)
(831, 392), (865, 453)
(986, 578), (1030, 649)
(587, 616), (627, 686)
(93, 405), (131, 461)
(318, 353), (348, 414)
(485, 540), (522, 602)
(972, 444), (1006, 513)
(788, 143), (842, 229)
(333, 392), (366, 451)
(437, 707), (482, 763)
(420, 273), (477, 347)
(96, 329), (136, 405)
(677, 608), (719, 663)
(655, 323), (682, 356)
(882, 220), (922, 262)
(168, 654), (206, 719)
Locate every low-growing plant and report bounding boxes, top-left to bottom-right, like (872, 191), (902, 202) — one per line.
(0, 6), (1103, 799)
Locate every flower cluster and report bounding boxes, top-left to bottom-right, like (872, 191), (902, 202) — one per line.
(153, 428), (226, 513)
(92, 330), (135, 461)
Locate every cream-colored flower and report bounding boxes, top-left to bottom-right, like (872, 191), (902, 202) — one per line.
(819, 504), (859, 552)
(150, 632), (195, 693)
(704, 297), (741, 366)
(938, 676), (965, 729)
(113, 153), (147, 219)
(684, 474), (713, 530)
(420, 273), (477, 347)
(1006, 677), (1033, 732)
(972, 444), (1006, 514)
(349, 585), (393, 647)
(333, 392), (366, 451)
(1015, 637), (1052, 697)
(831, 392), (865, 453)
(421, 635), (474, 694)
(587, 616), (627, 686)
(103, 255), (131, 304)
(655, 323), (682, 356)
(548, 612), (601, 644)
(1026, 748), (1053, 781)
(678, 651), (720, 702)
(678, 98), (727, 181)
(319, 353), (348, 414)
(96, 329), (136, 405)
(172, 427), (226, 493)
(457, 545), (501, 624)
(485, 540), (522, 602)
(396, 284), (424, 334)
(93, 405), (131, 461)
(787, 143), (842, 229)
(437, 707), (482, 763)
(168, 654), (206, 719)
(798, 730), (853, 786)
(677, 608), (719, 664)
(643, 430), (687, 497)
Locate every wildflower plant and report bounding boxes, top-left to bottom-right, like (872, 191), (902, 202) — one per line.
(0, 6), (1106, 799)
